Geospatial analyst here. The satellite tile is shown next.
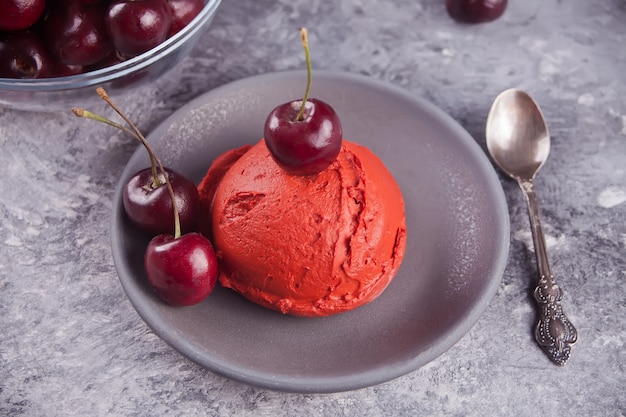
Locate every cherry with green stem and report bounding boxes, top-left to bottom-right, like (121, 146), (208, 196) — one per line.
(73, 90), (199, 236)
(73, 89), (218, 306)
(264, 28), (343, 176)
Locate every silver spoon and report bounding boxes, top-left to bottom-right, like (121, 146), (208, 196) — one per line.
(486, 88), (578, 365)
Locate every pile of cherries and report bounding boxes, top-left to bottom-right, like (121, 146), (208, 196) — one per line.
(0, 0), (204, 79)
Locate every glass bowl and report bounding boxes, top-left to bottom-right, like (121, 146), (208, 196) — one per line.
(0, 0), (221, 112)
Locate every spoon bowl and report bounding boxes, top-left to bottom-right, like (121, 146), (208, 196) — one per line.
(486, 89), (551, 180)
(485, 88), (577, 366)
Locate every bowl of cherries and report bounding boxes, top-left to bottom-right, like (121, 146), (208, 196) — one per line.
(0, 0), (221, 112)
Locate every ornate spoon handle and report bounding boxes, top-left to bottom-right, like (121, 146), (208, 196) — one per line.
(519, 179), (578, 365)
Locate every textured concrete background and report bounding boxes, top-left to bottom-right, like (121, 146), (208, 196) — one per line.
(1, 0), (624, 415)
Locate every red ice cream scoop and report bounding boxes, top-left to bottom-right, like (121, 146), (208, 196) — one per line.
(198, 139), (407, 317)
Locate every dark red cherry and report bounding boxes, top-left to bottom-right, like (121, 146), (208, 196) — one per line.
(105, 0), (172, 58)
(43, 3), (113, 66)
(446, 0), (507, 23)
(0, 31), (52, 78)
(167, 0), (204, 36)
(0, 0), (46, 31)
(145, 232), (218, 306)
(123, 167), (201, 236)
(264, 98), (342, 176)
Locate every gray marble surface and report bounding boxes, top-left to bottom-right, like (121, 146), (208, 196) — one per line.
(1, 0), (625, 416)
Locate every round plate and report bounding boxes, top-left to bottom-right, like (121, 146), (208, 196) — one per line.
(111, 70), (510, 393)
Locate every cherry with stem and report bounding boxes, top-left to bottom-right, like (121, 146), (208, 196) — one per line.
(73, 90), (200, 236)
(264, 28), (343, 176)
(73, 89), (217, 306)
(97, 88), (180, 235)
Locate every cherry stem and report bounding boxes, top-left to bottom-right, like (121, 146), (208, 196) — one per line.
(71, 106), (160, 188)
(72, 89), (181, 239)
(73, 107), (160, 187)
(97, 88), (162, 186)
(296, 27), (312, 122)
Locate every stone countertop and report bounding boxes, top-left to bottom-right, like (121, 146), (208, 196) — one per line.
(1, 0), (624, 416)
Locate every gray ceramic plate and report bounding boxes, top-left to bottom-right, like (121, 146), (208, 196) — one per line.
(111, 70), (510, 393)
